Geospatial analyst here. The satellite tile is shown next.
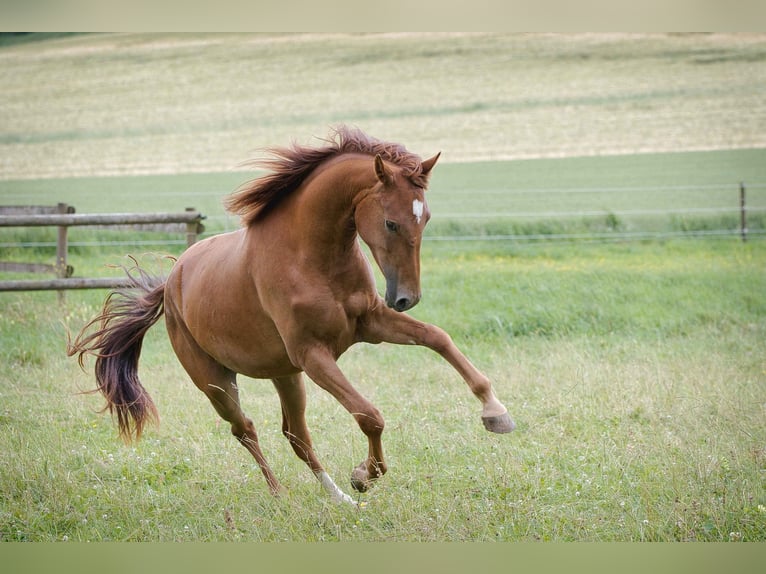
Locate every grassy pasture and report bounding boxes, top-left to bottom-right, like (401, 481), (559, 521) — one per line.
(1, 236), (764, 541)
(1, 152), (765, 542)
(1, 33), (765, 542)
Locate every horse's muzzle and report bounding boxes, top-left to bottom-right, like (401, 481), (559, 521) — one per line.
(386, 291), (420, 312)
(384, 274), (420, 312)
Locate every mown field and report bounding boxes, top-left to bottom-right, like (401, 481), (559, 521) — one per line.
(1, 33), (765, 542)
(2, 33), (766, 179)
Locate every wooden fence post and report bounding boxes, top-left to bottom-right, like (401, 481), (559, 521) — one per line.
(56, 202), (70, 303)
(185, 207), (199, 247)
(739, 182), (747, 243)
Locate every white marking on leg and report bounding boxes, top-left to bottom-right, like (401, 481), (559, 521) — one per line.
(315, 471), (355, 505)
(412, 199), (424, 224)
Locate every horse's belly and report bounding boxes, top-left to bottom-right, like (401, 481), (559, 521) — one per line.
(166, 299), (299, 379)
(205, 324), (299, 379)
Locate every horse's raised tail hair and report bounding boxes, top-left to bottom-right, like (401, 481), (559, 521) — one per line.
(67, 259), (166, 443)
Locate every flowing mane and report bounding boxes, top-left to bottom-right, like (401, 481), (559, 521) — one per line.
(226, 125), (429, 225)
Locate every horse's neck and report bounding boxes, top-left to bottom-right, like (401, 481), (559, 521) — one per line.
(297, 156), (375, 236)
(268, 155), (375, 260)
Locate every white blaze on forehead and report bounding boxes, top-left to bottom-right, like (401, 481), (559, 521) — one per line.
(412, 199), (424, 224)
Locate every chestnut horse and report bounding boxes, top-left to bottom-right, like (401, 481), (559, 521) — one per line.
(69, 126), (514, 504)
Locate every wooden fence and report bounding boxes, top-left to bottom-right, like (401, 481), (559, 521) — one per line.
(0, 204), (205, 296)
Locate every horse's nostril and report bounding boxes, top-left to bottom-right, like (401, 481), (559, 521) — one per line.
(394, 297), (411, 312)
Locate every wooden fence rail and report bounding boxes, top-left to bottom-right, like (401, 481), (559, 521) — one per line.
(0, 204), (205, 297)
(0, 211), (205, 228)
(0, 277), (134, 292)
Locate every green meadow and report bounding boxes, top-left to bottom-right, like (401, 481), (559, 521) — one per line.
(1, 235), (764, 541)
(1, 154), (764, 541)
(1, 33), (765, 541)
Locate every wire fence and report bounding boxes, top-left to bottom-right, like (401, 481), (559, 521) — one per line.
(425, 180), (766, 243)
(425, 229), (766, 242)
(1, 182), (765, 252)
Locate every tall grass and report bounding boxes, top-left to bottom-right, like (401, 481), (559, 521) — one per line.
(1, 239), (764, 541)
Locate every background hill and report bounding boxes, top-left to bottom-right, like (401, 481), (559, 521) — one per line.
(1, 32), (765, 180)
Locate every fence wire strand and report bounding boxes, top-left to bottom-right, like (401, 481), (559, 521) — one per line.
(2, 181), (764, 250)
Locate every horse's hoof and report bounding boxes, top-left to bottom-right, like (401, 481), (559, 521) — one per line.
(350, 467), (371, 493)
(351, 461), (386, 492)
(482, 412), (516, 433)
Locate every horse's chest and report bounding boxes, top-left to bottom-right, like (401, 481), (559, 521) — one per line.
(303, 290), (373, 356)
(343, 291), (372, 321)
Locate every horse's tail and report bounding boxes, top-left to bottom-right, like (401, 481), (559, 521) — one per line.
(67, 260), (166, 443)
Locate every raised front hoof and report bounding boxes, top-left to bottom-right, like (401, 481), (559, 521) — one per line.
(482, 412), (516, 434)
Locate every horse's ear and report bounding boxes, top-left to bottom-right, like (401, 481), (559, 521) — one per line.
(421, 152), (441, 176)
(374, 154), (393, 185)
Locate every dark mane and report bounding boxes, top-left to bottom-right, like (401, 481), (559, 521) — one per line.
(226, 125), (427, 225)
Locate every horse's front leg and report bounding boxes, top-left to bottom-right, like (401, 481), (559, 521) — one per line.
(298, 346), (387, 493)
(361, 307), (515, 433)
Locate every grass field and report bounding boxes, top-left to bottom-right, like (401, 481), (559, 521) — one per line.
(1, 33), (765, 542)
(1, 237), (764, 541)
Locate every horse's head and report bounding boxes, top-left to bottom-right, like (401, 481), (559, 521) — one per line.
(355, 152), (440, 312)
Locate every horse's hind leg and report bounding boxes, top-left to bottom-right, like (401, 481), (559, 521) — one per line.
(165, 312), (284, 496)
(272, 374), (354, 504)
(206, 373), (284, 496)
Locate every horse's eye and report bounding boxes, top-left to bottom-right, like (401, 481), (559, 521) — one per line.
(385, 220), (399, 233)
